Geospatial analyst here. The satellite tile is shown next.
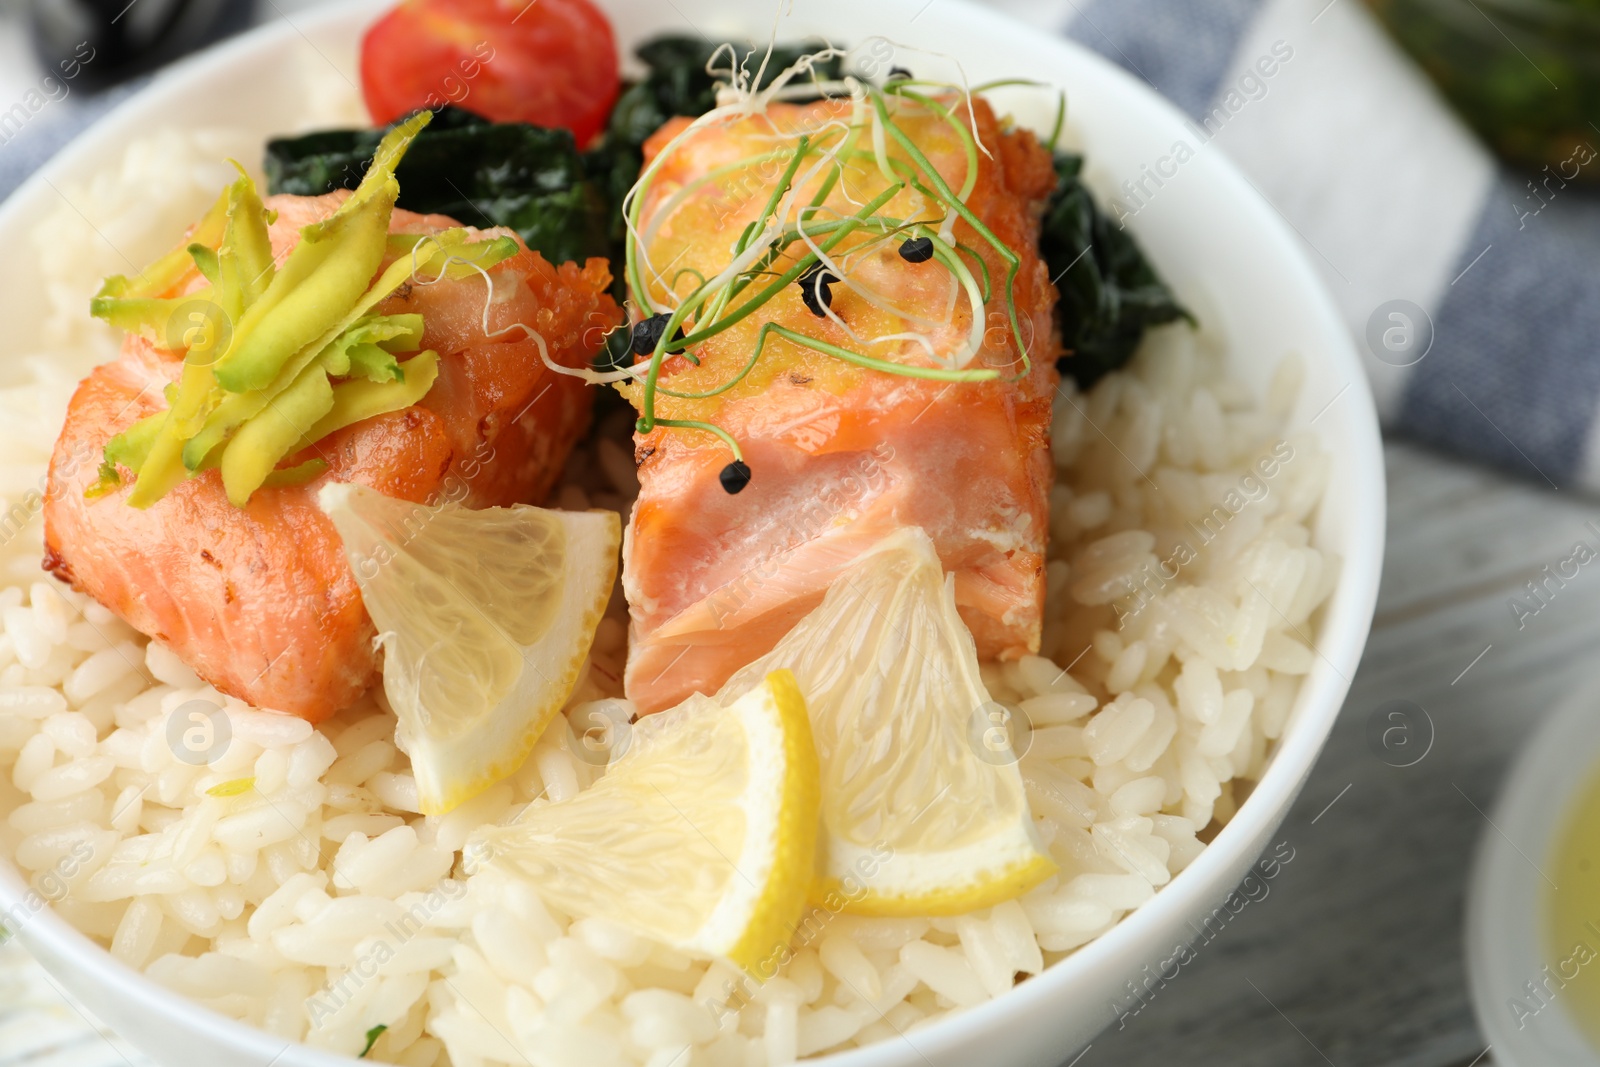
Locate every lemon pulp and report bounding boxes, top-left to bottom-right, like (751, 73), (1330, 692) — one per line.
(720, 527), (1054, 916)
(471, 670), (820, 975)
(318, 481), (619, 814)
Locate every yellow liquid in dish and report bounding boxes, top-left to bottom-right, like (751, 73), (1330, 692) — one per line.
(1547, 763), (1600, 1047)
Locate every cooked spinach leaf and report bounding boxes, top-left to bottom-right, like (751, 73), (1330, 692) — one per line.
(1041, 152), (1190, 388)
(264, 107), (611, 267)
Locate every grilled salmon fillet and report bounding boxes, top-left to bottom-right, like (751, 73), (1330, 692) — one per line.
(622, 95), (1059, 713)
(44, 192), (619, 722)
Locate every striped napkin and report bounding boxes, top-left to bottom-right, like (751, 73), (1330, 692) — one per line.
(988, 0), (1596, 492)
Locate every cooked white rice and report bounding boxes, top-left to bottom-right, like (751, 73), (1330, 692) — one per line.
(0, 124), (1334, 1067)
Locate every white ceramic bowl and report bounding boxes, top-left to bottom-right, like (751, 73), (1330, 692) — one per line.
(0, 1), (1386, 1064)
(1466, 669), (1600, 1067)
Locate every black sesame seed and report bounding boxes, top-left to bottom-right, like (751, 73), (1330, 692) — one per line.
(887, 66), (913, 81)
(898, 236), (934, 263)
(629, 313), (681, 357)
(719, 460), (752, 494)
(797, 262), (838, 317)
(629, 313), (668, 356)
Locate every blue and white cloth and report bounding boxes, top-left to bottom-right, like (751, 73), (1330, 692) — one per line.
(988, 0), (1594, 491)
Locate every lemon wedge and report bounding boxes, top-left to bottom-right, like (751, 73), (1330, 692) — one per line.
(470, 670), (819, 975)
(719, 527), (1055, 916)
(317, 481), (619, 815)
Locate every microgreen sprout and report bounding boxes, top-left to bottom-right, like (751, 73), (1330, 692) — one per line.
(621, 44), (1042, 471)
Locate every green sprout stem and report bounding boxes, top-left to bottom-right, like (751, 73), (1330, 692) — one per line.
(646, 417), (746, 460)
(657, 322), (998, 403)
(701, 135), (814, 326)
(968, 77), (1049, 93)
(706, 183), (904, 330)
(890, 88), (980, 203)
(627, 85), (1033, 460)
(871, 90), (1031, 375)
(1047, 90), (1067, 153)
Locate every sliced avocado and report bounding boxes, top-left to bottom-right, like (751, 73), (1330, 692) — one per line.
(86, 411), (166, 498)
(95, 109), (478, 510)
(219, 361), (336, 506)
(87, 293), (211, 341)
(225, 162), (276, 306)
(260, 457), (328, 488)
(187, 244), (221, 286)
(319, 314), (423, 379)
(89, 184), (233, 342)
(344, 343), (404, 384)
(170, 171), (275, 438)
(125, 422), (193, 509)
(98, 185), (231, 301)
(181, 310), (423, 469)
(211, 113), (433, 395)
(291, 350), (440, 451)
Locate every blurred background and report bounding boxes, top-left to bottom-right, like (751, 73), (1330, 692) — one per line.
(0, 0), (300, 199)
(4, 0), (1600, 1065)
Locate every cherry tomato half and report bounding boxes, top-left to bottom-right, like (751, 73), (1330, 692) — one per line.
(360, 0), (620, 146)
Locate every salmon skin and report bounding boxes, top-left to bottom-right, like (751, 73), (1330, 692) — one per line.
(44, 192), (620, 722)
(621, 95), (1059, 714)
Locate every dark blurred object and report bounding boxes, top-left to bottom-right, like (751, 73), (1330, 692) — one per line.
(1366, 0), (1600, 177)
(30, 0), (253, 90)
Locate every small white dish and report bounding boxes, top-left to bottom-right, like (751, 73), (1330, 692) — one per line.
(1467, 669), (1600, 1067)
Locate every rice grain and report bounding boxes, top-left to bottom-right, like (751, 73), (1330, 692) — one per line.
(0, 122), (1337, 1067)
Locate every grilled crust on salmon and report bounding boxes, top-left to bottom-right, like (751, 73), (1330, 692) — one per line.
(621, 96), (1060, 714)
(43, 193), (619, 722)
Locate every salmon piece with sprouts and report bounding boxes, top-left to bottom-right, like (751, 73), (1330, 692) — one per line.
(44, 190), (619, 722)
(621, 92), (1059, 713)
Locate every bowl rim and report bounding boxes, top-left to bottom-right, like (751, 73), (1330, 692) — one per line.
(0, 0), (1387, 1063)
(1465, 666), (1600, 1066)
